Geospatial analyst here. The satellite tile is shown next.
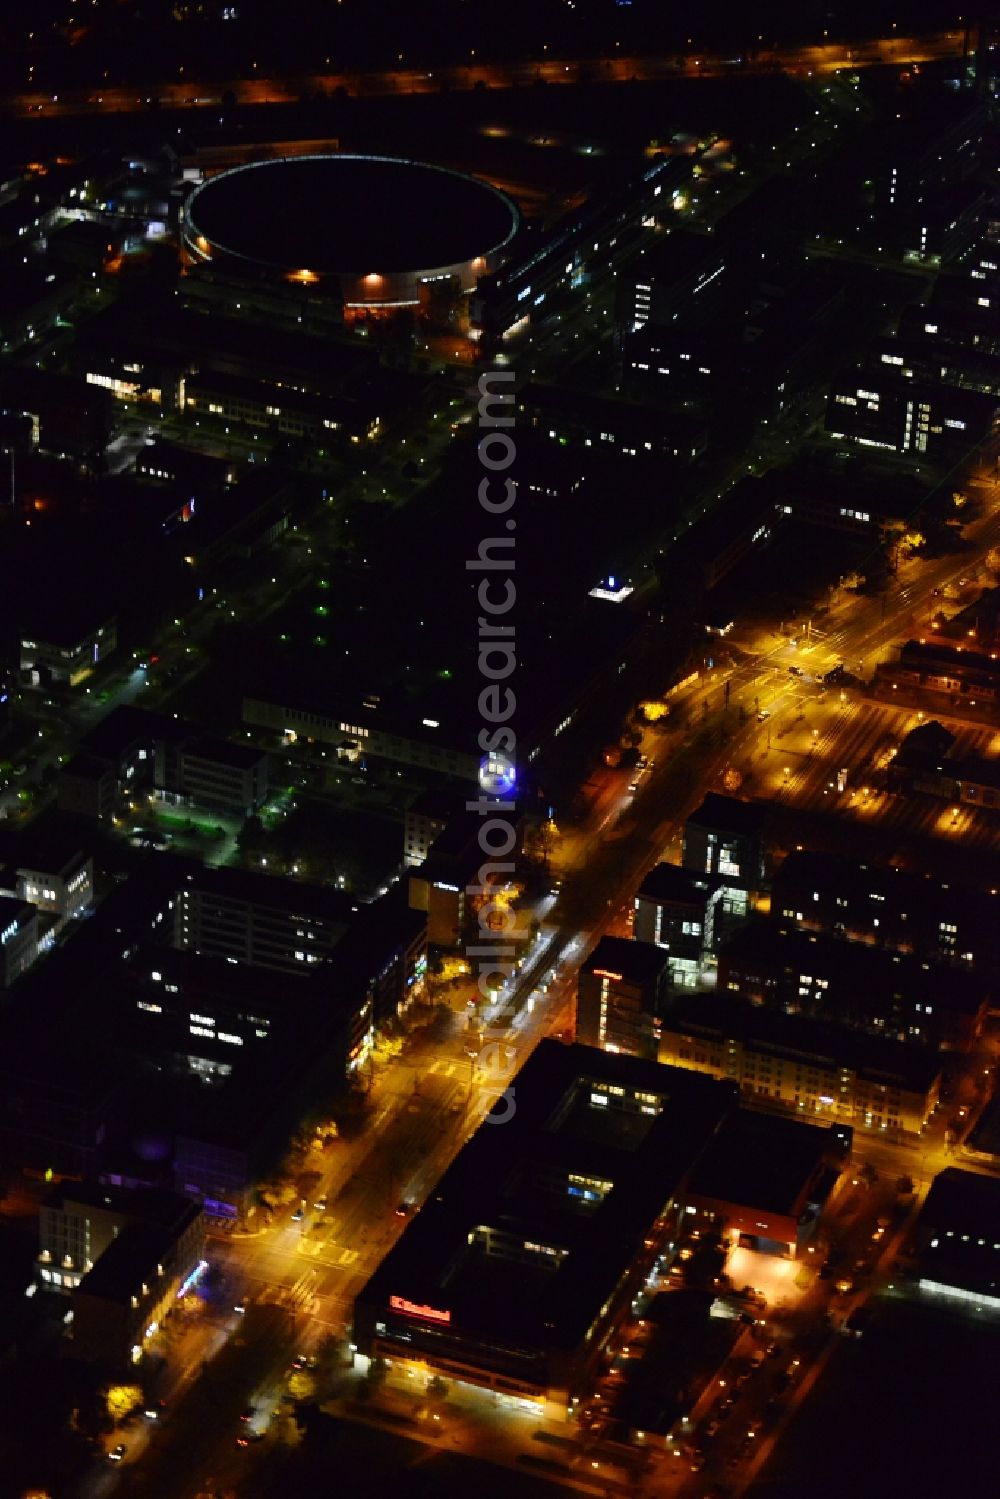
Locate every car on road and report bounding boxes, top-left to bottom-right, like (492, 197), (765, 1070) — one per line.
(313, 1198), (327, 1212)
(108, 1444), (127, 1462)
(756, 709), (770, 722)
(240, 1407), (255, 1423)
(690, 1450), (707, 1471)
(788, 665), (802, 676)
(396, 1200), (412, 1217)
(291, 1208), (304, 1222)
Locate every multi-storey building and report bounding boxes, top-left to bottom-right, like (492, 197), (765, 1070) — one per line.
(771, 849), (1000, 974)
(718, 920), (990, 1050)
(19, 609), (117, 688)
(173, 866), (353, 975)
(633, 864), (724, 986)
(682, 1109), (850, 1259)
(71, 1208), (205, 1367)
(826, 366), (999, 460)
(0, 894), (38, 987)
(626, 231), (727, 332)
(576, 936), (672, 1061)
(353, 1041), (737, 1415)
(659, 993), (940, 1135)
(243, 689), (481, 787)
(682, 794), (768, 918)
(1, 826), (94, 932)
(37, 1183), (202, 1298)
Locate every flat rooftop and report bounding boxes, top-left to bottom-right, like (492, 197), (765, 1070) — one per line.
(0, 812), (90, 874)
(686, 1109), (842, 1217)
(965, 1092), (1000, 1161)
(186, 154), (519, 275)
(637, 863), (720, 906)
(76, 1223), (174, 1304)
(919, 1166), (1000, 1232)
(43, 1181), (198, 1234)
(686, 792), (768, 837)
(356, 1041), (736, 1361)
(722, 919), (990, 1015)
(666, 992), (942, 1096)
(179, 863), (356, 927)
(919, 1168), (1000, 1300)
(583, 934), (671, 986)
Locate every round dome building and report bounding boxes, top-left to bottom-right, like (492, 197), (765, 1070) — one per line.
(181, 153), (520, 309)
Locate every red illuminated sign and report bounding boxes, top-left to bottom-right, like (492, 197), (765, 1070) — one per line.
(389, 1294), (451, 1324)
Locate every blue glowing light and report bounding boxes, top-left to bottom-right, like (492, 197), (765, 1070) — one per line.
(479, 753), (517, 796)
(176, 1257), (209, 1300)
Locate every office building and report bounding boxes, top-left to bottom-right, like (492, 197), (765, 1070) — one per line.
(683, 794), (768, 909)
(75, 704), (270, 817)
(402, 787), (457, 869)
(659, 993), (941, 1135)
(633, 864), (724, 986)
(915, 1168), (1000, 1309)
(71, 1207), (205, 1367)
(0, 824), (93, 932)
(56, 754), (118, 820)
(171, 736), (269, 817)
(19, 610), (117, 688)
(179, 368), (382, 447)
(718, 920), (990, 1050)
(0, 894), (38, 987)
(244, 688), (481, 787)
(683, 1110), (850, 1259)
(576, 936), (672, 1060)
(174, 865), (354, 975)
(627, 231), (727, 332)
(771, 849), (1000, 975)
(867, 95), (984, 259)
(471, 154), (692, 343)
(37, 1182), (202, 1297)
(353, 1040), (737, 1414)
(826, 365), (999, 459)
(521, 382), (707, 464)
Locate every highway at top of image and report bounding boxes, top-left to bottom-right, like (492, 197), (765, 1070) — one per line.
(6, 30), (967, 119)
